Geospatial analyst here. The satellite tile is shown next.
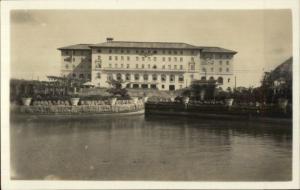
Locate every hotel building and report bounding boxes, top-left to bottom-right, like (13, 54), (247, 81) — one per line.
(58, 38), (237, 91)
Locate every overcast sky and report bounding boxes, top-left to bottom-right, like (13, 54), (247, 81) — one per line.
(10, 10), (292, 87)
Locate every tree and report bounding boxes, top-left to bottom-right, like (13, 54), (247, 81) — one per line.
(106, 79), (129, 98)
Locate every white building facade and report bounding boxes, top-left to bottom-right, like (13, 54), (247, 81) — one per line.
(58, 38), (237, 91)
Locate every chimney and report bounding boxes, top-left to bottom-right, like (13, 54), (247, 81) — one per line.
(106, 37), (114, 42)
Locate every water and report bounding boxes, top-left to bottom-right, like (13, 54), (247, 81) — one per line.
(10, 114), (292, 181)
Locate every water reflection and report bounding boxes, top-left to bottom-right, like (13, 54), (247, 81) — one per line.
(10, 114), (292, 181)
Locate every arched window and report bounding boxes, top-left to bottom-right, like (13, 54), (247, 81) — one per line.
(134, 74), (140, 81)
(143, 74), (148, 81)
(178, 75), (184, 82)
(170, 74), (175, 82)
(152, 74), (157, 81)
(201, 76), (206, 80)
(217, 77), (223, 84)
(209, 76), (215, 81)
(79, 74), (84, 79)
(125, 73), (131, 81)
(117, 73), (122, 80)
(161, 74), (166, 82)
(153, 65), (157, 69)
(97, 73), (101, 79)
(72, 73), (76, 78)
(107, 74), (113, 80)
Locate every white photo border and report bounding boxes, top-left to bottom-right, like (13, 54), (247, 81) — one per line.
(1, 0), (299, 189)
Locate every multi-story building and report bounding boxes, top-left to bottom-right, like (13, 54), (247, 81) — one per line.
(58, 38), (237, 91)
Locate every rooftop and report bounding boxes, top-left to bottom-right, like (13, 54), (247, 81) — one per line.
(58, 39), (237, 54)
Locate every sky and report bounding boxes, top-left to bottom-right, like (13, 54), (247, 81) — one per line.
(10, 10), (292, 87)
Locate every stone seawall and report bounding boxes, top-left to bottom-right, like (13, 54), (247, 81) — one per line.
(15, 103), (144, 115)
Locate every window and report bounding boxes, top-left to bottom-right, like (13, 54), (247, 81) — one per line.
(121, 49), (124, 53)
(97, 73), (101, 79)
(228, 78), (231, 82)
(154, 57), (157, 61)
(72, 73), (76, 78)
(126, 64), (130, 68)
(134, 74), (140, 80)
(180, 65), (183, 70)
(190, 63), (195, 70)
(142, 64), (145, 69)
(180, 50), (183, 54)
(226, 68), (229, 72)
(180, 57), (183, 62)
(162, 85), (165, 89)
(65, 64), (69, 69)
(219, 60), (222, 65)
(209, 76), (215, 80)
(136, 50), (139, 53)
(190, 74), (194, 79)
(72, 57), (75, 62)
(127, 56), (130, 61)
(201, 76), (206, 80)
(161, 74), (166, 82)
(162, 57), (165, 62)
(179, 75), (184, 82)
(127, 50), (130, 53)
(71, 65), (75, 69)
(114, 49), (118, 53)
(219, 68), (222, 72)
(162, 65), (165, 69)
(148, 64), (150, 69)
(202, 68), (206, 73)
(191, 57), (194, 61)
(109, 56), (112, 60)
(168, 50), (172, 54)
(174, 65), (177, 70)
(136, 64), (138, 69)
(226, 61), (229, 65)
(152, 74), (157, 81)
(121, 56), (124, 61)
(153, 65), (157, 69)
(115, 56), (118, 61)
(107, 74), (113, 80)
(217, 77), (223, 84)
(142, 57), (145, 61)
(148, 57), (151, 61)
(96, 63), (101, 68)
(162, 50), (165, 54)
(117, 73), (122, 80)
(168, 57), (171, 61)
(143, 74), (148, 81)
(226, 55), (230, 59)
(66, 51), (69, 55)
(79, 74), (84, 78)
(174, 57), (177, 62)
(126, 73), (131, 81)
(109, 49), (112, 53)
(154, 50), (157, 54)
(170, 74), (175, 82)
(174, 51), (177, 54)
(136, 57), (139, 61)
(97, 49), (101, 53)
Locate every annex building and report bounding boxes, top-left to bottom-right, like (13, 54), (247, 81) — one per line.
(58, 38), (237, 91)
